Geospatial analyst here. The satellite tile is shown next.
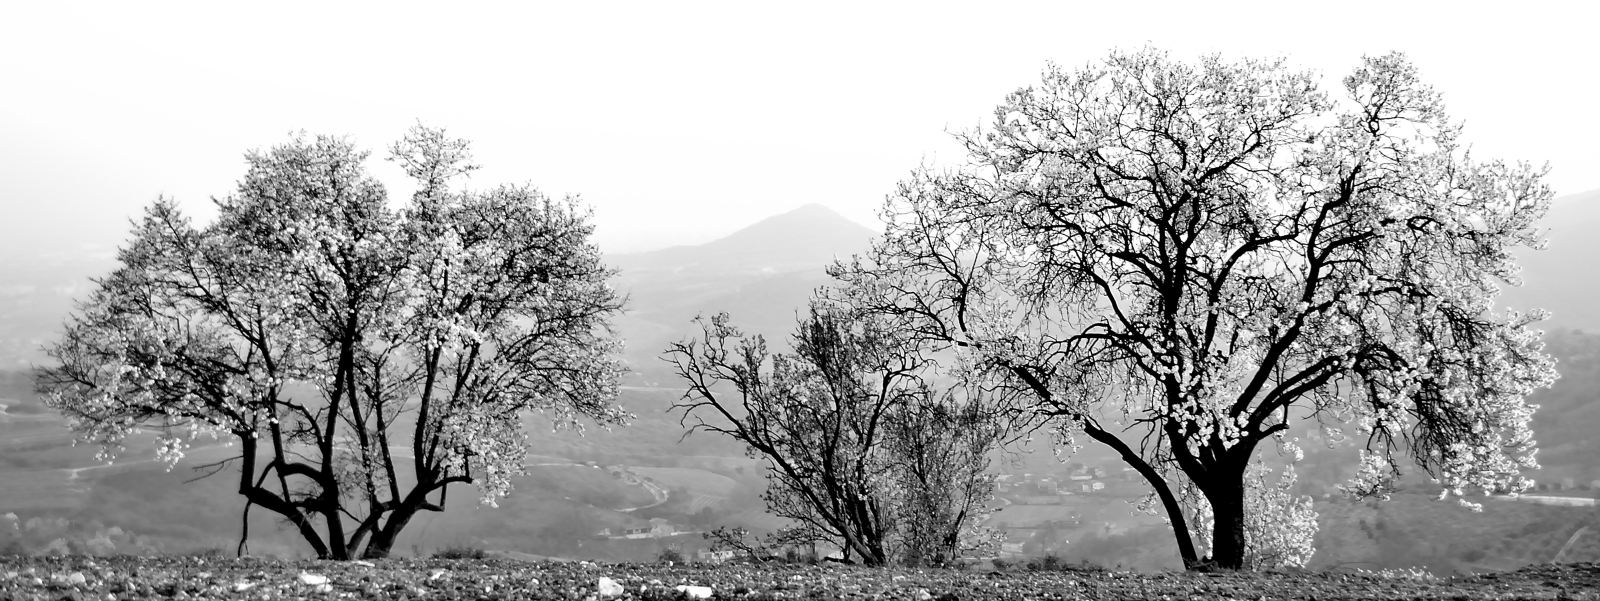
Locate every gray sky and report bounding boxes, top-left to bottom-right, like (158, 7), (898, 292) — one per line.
(2, 1), (1595, 258)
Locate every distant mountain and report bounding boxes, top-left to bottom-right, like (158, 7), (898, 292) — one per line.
(1498, 189), (1600, 333)
(608, 203), (875, 276)
(606, 204), (877, 385)
(0, 253), (117, 369)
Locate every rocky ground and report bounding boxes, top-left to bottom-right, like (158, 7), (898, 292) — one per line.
(0, 556), (1597, 600)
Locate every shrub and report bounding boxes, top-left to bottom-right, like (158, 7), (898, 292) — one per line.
(0, 539), (28, 556)
(783, 547), (818, 565)
(657, 547), (684, 564)
(1024, 554), (1064, 572)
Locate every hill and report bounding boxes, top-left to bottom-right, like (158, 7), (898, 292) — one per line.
(606, 203), (875, 385)
(1498, 188), (1600, 333)
(607, 203), (875, 277)
(0, 253), (117, 369)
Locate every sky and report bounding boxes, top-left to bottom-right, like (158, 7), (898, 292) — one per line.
(1, 1), (1596, 259)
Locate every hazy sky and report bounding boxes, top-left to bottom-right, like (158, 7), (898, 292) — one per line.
(2, 1), (1595, 258)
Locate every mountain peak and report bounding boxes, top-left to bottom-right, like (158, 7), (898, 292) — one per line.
(609, 204), (876, 275)
(723, 203), (872, 242)
(785, 202), (847, 217)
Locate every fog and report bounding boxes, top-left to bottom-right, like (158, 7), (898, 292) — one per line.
(2, 1), (1598, 573)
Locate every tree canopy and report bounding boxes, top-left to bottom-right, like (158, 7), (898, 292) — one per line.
(38, 126), (627, 559)
(833, 49), (1558, 570)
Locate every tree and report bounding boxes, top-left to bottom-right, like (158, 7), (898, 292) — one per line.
(881, 384), (1007, 565)
(1179, 454), (1318, 570)
(832, 49), (1558, 570)
(664, 302), (1007, 566)
(37, 126), (627, 559)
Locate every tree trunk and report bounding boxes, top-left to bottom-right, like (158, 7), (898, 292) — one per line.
(839, 528), (886, 566)
(1078, 421), (1201, 569)
(361, 507), (419, 559)
(1204, 467), (1249, 570)
(322, 502), (352, 560)
(1007, 368), (1204, 569)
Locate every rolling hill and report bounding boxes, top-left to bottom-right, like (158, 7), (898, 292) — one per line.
(1497, 188), (1600, 333)
(608, 203), (875, 276)
(606, 203), (876, 385)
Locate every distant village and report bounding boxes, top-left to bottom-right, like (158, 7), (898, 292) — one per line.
(594, 519), (676, 540)
(994, 462), (1138, 497)
(587, 464), (740, 563)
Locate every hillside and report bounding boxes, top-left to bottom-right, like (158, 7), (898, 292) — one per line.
(607, 203), (875, 277)
(1498, 188), (1600, 333)
(606, 203), (875, 385)
(0, 253), (116, 369)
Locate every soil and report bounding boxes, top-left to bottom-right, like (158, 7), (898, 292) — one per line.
(0, 556), (1596, 600)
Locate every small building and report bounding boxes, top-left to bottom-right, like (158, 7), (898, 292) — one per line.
(1091, 481), (1105, 491)
(1069, 474), (1093, 481)
(1036, 479), (1058, 494)
(621, 526), (653, 539)
(604, 518), (679, 539)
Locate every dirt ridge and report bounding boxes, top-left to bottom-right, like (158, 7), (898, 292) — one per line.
(1, 556), (1596, 600)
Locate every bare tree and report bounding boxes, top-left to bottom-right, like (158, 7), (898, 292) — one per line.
(664, 302), (1007, 566)
(833, 49), (1558, 570)
(882, 391), (1005, 566)
(37, 126), (627, 559)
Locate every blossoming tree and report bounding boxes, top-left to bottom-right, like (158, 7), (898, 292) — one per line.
(37, 126), (627, 559)
(832, 49), (1558, 570)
